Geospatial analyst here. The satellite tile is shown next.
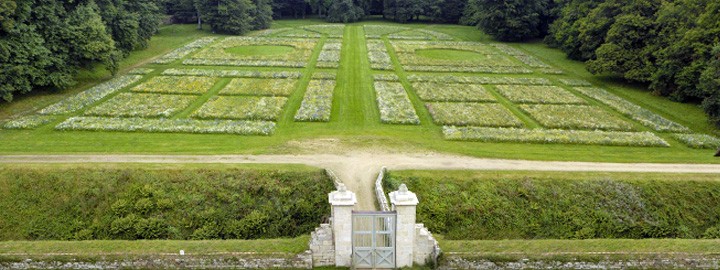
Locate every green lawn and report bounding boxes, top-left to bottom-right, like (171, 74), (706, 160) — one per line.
(440, 238), (720, 262)
(0, 21), (718, 164)
(0, 236), (308, 257)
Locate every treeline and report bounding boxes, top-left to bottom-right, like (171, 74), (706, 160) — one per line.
(0, 0), (162, 102)
(466, 0), (720, 126)
(168, 0), (469, 24)
(165, 0), (273, 35)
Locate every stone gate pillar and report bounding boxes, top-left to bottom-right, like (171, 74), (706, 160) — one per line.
(328, 184), (356, 267)
(389, 184), (419, 268)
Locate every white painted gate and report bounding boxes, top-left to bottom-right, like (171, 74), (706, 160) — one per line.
(352, 211), (396, 268)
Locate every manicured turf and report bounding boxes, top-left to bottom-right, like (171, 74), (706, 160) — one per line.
(0, 236), (309, 257)
(440, 238), (720, 262)
(0, 21), (717, 165)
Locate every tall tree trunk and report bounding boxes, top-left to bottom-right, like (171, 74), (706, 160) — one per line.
(197, 11), (202, 29)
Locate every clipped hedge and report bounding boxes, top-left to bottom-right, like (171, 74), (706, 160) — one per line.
(384, 171), (720, 240)
(0, 166), (333, 241)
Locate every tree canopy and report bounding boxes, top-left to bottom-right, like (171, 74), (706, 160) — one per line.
(467, 0), (554, 41)
(0, 0), (162, 101)
(547, 0), (720, 126)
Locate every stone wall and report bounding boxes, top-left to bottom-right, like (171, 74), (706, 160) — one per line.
(441, 256), (720, 270)
(414, 224), (440, 266)
(375, 167), (391, 211)
(309, 224), (335, 266)
(1, 252), (312, 269)
(324, 169), (342, 189)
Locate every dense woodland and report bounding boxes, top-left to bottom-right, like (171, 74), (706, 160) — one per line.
(1, 0), (719, 126)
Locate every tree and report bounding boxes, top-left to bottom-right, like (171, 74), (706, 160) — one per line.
(326, 0), (364, 22)
(548, 0), (720, 126)
(586, 0), (662, 81)
(251, 0), (273, 29)
(383, 0), (420, 23)
(195, 0), (254, 35)
(0, 0), (162, 101)
(272, 0), (307, 18)
(649, 0), (720, 102)
(165, 0), (198, 23)
(125, 0), (163, 50)
(0, 23), (52, 101)
(545, 0), (601, 60)
(699, 44), (720, 126)
(471, 0), (553, 41)
(64, 2), (117, 72)
(436, 0), (467, 24)
(305, 0), (334, 17)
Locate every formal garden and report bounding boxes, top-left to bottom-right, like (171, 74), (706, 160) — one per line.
(2, 6), (720, 267)
(2, 22), (719, 157)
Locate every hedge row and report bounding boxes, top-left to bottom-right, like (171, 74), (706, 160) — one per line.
(384, 171), (720, 240)
(0, 166), (333, 241)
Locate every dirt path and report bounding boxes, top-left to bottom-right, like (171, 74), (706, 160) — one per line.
(2, 153), (720, 210)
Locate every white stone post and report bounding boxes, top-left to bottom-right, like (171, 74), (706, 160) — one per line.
(328, 184), (356, 267)
(389, 184), (419, 268)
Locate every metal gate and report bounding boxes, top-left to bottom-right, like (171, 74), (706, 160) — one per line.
(352, 211), (396, 268)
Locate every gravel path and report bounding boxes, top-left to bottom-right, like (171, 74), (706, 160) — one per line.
(2, 153), (720, 210)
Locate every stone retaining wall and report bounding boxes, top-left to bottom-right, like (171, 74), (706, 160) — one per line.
(441, 256), (720, 270)
(309, 224), (335, 266)
(1, 252), (312, 269)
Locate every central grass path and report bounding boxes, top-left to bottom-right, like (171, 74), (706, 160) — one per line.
(333, 25), (379, 128)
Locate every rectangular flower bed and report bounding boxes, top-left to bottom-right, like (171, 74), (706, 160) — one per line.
(443, 126), (670, 147)
(412, 82), (496, 102)
(495, 85), (587, 104)
(56, 116), (276, 135)
(220, 78), (297, 96)
(374, 81), (420, 125)
(574, 87), (690, 132)
(2, 115), (56, 129)
(295, 80), (336, 122)
(84, 93), (196, 118)
(426, 102), (523, 127)
(192, 96), (288, 121)
(519, 104), (637, 131)
(40, 75), (143, 115)
(131, 76), (218, 95)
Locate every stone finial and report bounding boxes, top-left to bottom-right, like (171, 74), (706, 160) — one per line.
(389, 183), (419, 206)
(329, 183), (357, 206)
(399, 184), (409, 193)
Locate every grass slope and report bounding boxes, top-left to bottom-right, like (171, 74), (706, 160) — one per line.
(385, 170), (720, 240)
(0, 164), (333, 241)
(440, 238), (720, 263)
(0, 21), (717, 164)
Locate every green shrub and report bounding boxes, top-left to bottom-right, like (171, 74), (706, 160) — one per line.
(0, 166), (333, 240)
(385, 172), (720, 240)
(703, 225), (720, 239)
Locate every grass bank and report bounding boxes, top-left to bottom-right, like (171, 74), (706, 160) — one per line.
(0, 237), (308, 260)
(385, 170), (720, 240)
(440, 238), (720, 263)
(0, 164), (333, 241)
